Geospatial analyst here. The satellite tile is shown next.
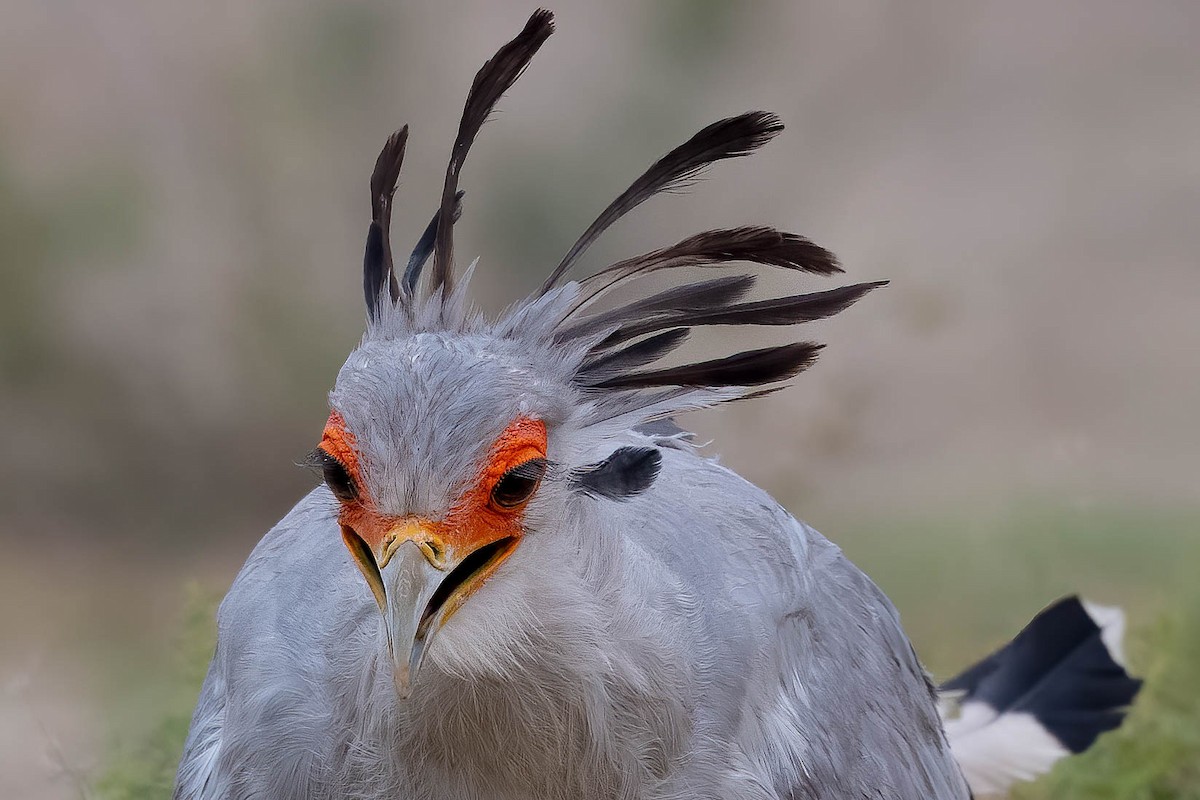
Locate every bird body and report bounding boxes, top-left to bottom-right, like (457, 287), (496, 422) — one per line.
(179, 441), (967, 799)
(175, 11), (1137, 799)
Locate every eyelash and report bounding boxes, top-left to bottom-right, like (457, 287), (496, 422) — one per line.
(491, 458), (548, 509)
(309, 449), (358, 502)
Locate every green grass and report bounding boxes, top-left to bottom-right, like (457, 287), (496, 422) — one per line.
(91, 586), (217, 800)
(91, 505), (1200, 798)
(823, 502), (1200, 674)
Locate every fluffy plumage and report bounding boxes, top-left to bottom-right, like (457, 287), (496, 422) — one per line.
(175, 10), (1137, 800)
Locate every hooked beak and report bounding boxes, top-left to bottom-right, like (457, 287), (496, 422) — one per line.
(341, 521), (518, 699)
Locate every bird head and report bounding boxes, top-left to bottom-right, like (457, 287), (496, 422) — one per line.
(315, 329), (574, 698)
(308, 9), (883, 699)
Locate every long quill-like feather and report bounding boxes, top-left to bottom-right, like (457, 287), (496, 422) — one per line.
(429, 9), (554, 297)
(363, 126), (408, 317)
(539, 113), (785, 294)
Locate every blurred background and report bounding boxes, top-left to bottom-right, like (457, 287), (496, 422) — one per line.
(2, 1), (1197, 797)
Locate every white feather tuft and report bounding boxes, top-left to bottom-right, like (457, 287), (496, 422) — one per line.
(940, 598), (1136, 797)
(1082, 599), (1128, 667)
(945, 704), (1069, 797)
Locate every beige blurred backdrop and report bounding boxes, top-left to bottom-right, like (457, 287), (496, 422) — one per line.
(2, 1), (1197, 797)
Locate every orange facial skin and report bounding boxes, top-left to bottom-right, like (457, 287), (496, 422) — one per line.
(318, 412), (547, 612)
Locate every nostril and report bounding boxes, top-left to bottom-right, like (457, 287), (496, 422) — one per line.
(418, 539), (446, 569)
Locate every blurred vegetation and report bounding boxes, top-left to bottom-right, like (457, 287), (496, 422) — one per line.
(829, 503), (1200, 674)
(91, 586), (217, 800)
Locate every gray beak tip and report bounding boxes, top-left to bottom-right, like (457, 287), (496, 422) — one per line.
(380, 541), (444, 700)
(393, 665), (414, 700)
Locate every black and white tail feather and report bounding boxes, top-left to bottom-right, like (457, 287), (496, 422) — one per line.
(940, 596), (1141, 796)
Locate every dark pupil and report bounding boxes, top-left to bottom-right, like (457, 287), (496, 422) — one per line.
(321, 455), (357, 502)
(492, 459), (547, 508)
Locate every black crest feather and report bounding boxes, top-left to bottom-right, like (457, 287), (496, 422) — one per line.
(403, 190), (465, 294)
(591, 226), (841, 283)
(540, 112), (785, 293)
(353, 12), (884, 412)
(430, 9), (554, 297)
(571, 447), (662, 499)
(363, 224), (387, 319)
(564, 226), (841, 318)
(364, 126), (408, 317)
(557, 274), (756, 343)
(615, 274), (758, 318)
(591, 342), (824, 391)
(577, 328), (691, 386)
(594, 281), (887, 348)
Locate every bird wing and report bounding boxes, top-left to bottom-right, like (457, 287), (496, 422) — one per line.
(173, 488), (374, 800)
(173, 663), (225, 799)
(602, 447), (972, 799)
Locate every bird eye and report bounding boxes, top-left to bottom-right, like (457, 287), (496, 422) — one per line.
(310, 449), (358, 502)
(491, 458), (547, 509)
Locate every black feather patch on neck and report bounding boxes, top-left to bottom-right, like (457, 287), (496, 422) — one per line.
(571, 446), (662, 500)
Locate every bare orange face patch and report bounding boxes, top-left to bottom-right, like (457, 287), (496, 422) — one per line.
(319, 411), (364, 488)
(319, 413), (547, 564)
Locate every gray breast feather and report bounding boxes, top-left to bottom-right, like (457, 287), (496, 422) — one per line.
(175, 455), (968, 799)
(609, 451), (969, 798)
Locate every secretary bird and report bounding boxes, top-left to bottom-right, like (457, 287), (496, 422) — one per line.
(175, 10), (1139, 799)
